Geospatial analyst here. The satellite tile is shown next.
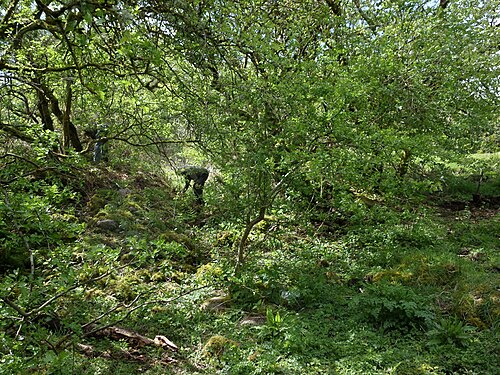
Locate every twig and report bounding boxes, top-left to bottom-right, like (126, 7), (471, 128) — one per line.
(87, 284), (210, 335)
(0, 297), (29, 318)
(112, 137), (199, 147)
(82, 293), (145, 336)
(31, 264), (123, 317)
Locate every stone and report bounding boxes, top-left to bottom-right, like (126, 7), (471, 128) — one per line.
(96, 219), (119, 231)
(239, 314), (266, 327)
(201, 295), (230, 312)
(118, 188), (133, 196)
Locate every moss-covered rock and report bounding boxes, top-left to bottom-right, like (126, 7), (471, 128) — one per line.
(202, 335), (238, 359)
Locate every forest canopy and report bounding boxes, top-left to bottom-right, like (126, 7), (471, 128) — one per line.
(2, 0), (498, 258)
(1, 0), (498, 161)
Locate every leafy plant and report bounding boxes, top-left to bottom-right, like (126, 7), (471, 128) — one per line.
(350, 282), (434, 331)
(256, 308), (287, 339)
(0, 182), (83, 270)
(427, 317), (476, 347)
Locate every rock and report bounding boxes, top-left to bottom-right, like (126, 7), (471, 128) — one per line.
(118, 188), (133, 196)
(128, 206), (139, 214)
(201, 295), (230, 312)
(96, 219), (119, 231)
(239, 314), (266, 327)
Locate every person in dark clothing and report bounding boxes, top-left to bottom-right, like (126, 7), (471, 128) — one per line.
(179, 166), (209, 205)
(85, 124), (108, 163)
(93, 124), (108, 163)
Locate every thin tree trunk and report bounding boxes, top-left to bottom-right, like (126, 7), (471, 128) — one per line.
(235, 207), (266, 274)
(62, 78), (72, 150)
(35, 76), (55, 132)
(233, 167), (297, 275)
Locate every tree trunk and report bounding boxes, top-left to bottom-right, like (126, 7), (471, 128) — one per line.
(234, 207), (266, 275)
(35, 76), (55, 132)
(41, 81), (83, 152)
(62, 79), (72, 150)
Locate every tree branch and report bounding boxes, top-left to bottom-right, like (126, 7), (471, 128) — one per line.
(0, 153), (39, 168)
(55, 284), (210, 349)
(0, 0), (20, 30)
(439, 0), (450, 9)
(0, 297), (29, 318)
(0, 121), (35, 142)
(112, 137), (200, 147)
(353, 0), (378, 33)
(234, 166), (298, 273)
(325, 0), (342, 16)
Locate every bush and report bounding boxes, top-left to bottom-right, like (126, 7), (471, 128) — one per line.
(350, 282), (435, 331)
(0, 182), (83, 271)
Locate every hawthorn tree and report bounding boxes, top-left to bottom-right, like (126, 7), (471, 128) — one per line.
(156, 0), (499, 268)
(0, 0), (193, 168)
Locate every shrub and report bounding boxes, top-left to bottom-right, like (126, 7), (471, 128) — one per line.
(350, 282), (434, 331)
(0, 182), (83, 271)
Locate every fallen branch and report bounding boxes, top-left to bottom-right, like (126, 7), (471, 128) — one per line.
(84, 325), (178, 352)
(56, 284), (209, 350)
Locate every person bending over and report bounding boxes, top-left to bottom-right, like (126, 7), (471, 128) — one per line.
(179, 166), (209, 205)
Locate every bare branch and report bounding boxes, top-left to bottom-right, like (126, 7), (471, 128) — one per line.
(55, 284), (209, 349)
(112, 137), (200, 147)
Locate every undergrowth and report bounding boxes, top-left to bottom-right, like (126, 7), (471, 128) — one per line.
(0, 164), (498, 375)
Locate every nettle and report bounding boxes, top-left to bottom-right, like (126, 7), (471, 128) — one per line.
(350, 282), (435, 332)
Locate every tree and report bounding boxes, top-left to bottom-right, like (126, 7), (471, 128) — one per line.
(1, 0), (497, 270)
(158, 0), (499, 268)
(1, 1), (173, 155)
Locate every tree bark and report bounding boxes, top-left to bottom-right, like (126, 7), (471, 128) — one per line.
(439, 0), (450, 10)
(62, 78), (72, 150)
(35, 76), (55, 132)
(40, 81), (83, 152)
(325, 0), (342, 16)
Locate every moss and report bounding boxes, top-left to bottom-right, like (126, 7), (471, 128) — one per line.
(86, 195), (107, 214)
(372, 269), (413, 284)
(202, 335), (238, 359)
(413, 262), (461, 287)
(393, 361), (441, 374)
(385, 254), (462, 288)
(451, 282), (500, 328)
(86, 189), (118, 214)
(159, 230), (195, 250)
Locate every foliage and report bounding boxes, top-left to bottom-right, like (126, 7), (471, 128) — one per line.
(426, 317), (476, 348)
(0, 181), (83, 270)
(255, 308), (286, 340)
(0, 0), (499, 374)
(1, 155), (498, 374)
(350, 282), (435, 332)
